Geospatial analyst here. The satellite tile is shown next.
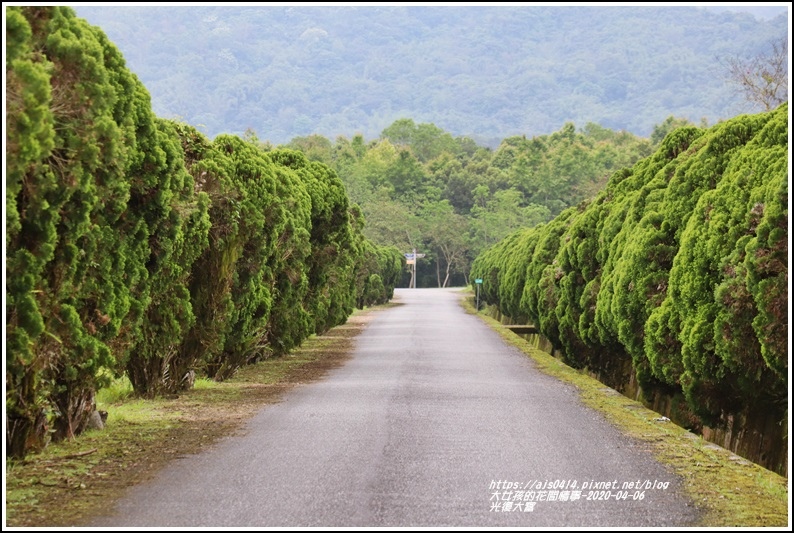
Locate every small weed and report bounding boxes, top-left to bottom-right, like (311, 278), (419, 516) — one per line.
(96, 375), (134, 405)
(191, 377), (217, 390)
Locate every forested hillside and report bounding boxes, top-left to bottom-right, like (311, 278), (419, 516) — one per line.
(470, 104), (789, 474)
(72, 5), (788, 145)
(5, 6), (403, 459)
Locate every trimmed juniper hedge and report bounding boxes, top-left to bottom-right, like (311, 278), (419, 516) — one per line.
(5, 6), (402, 458)
(471, 103), (788, 431)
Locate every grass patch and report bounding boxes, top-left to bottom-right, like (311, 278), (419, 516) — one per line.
(191, 377), (217, 390)
(96, 375), (134, 405)
(458, 290), (789, 527)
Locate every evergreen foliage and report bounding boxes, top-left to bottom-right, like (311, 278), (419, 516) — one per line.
(5, 7), (402, 459)
(122, 118), (211, 398)
(471, 104), (788, 432)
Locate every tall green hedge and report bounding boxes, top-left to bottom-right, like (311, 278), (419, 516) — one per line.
(471, 104), (788, 431)
(6, 5), (59, 457)
(5, 7), (213, 451)
(121, 117), (210, 398)
(6, 7), (402, 459)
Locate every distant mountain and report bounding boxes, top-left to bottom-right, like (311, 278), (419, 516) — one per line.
(698, 5), (789, 20)
(72, 5), (788, 145)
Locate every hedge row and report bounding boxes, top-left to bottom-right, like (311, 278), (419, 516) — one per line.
(6, 6), (403, 458)
(471, 104), (788, 430)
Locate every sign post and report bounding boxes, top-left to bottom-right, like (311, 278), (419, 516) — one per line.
(404, 250), (426, 288)
(412, 248), (416, 289)
(475, 278), (483, 310)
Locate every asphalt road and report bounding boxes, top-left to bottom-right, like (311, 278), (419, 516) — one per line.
(91, 288), (700, 527)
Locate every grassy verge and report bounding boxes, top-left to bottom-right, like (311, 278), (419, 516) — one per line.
(4, 306), (385, 527)
(459, 291), (789, 527)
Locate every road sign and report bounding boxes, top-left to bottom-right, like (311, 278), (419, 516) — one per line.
(405, 250), (425, 288)
(475, 278), (483, 284)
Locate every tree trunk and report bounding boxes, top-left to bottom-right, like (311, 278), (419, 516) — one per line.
(126, 346), (193, 397)
(443, 259), (452, 288)
(51, 386), (96, 442)
(6, 409), (47, 458)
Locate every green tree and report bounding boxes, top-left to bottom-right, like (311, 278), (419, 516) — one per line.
(381, 118), (462, 163)
(470, 186), (550, 256)
(180, 135), (312, 381)
(285, 134), (334, 164)
(6, 7), (212, 451)
(121, 117), (211, 398)
(268, 149), (358, 335)
(6, 5), (58, 457)
(420, 200), (470, 287)
(384, 148), (432, 203)
(649, 116), (695, 147)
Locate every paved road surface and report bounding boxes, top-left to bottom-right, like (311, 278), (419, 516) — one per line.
(91, 288), (699, 527)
